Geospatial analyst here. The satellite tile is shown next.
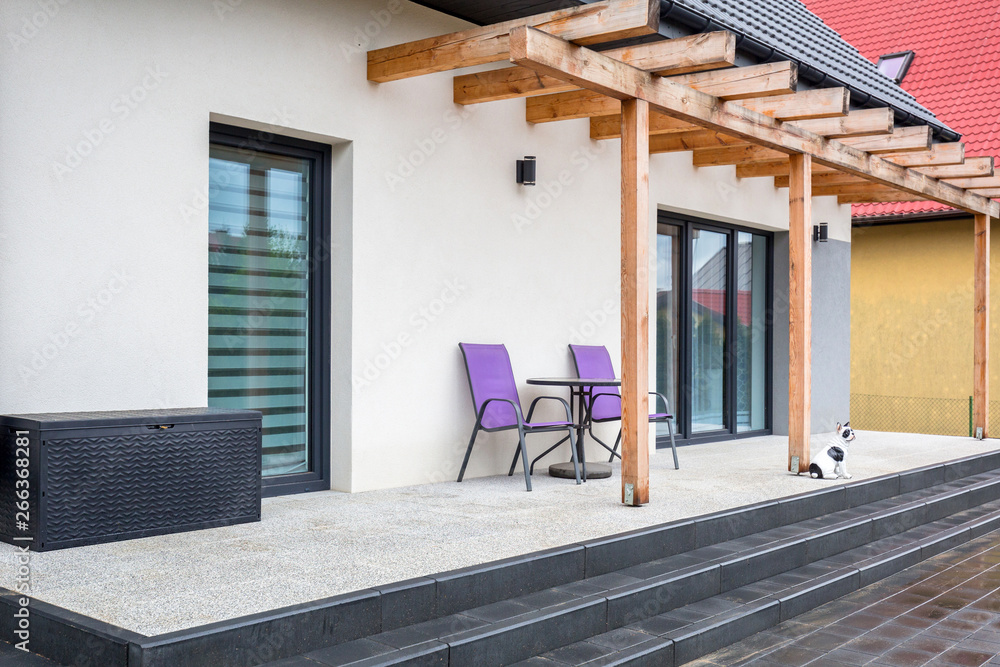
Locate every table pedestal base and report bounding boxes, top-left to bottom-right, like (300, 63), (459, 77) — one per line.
(549, 462), (612, 480)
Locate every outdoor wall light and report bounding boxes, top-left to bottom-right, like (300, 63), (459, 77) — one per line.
(516, 156), (536, 185)
(813, 222), (829, 243)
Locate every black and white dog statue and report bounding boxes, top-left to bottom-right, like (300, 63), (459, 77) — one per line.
(809, 422), (855, 480)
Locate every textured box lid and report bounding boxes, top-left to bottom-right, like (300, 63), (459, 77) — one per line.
(0, 407), (262, 431)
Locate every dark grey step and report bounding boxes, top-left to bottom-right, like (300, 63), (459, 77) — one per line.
(571, 452), (1000, 580)
(596, 472), (1000, 628)
(519, 499), (1000, 666)
(0, 641), (60, 666)
(264, 469), (1000, 667)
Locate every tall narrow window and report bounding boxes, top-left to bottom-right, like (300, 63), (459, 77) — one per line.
(655, 223), (681, 436)
(208, 124), (330, 495)
(691, 228), (728, 433)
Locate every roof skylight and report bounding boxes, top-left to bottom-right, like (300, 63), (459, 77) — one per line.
(877, 51), (915, 83)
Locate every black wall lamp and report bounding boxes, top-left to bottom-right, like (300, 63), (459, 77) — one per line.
(813, 222), (829, 243)
(516, 156), (536, 185)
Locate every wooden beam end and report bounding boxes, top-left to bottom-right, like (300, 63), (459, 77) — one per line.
(643, 0), (660, 34)
(788, 61), (799, 92)
(721, 31), (738, 65)
(508, 24), (531, 64)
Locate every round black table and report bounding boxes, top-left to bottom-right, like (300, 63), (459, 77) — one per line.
(526, 377), (622, 480)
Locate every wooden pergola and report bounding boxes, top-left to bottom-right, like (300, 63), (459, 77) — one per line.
(368, 0), (999, 505)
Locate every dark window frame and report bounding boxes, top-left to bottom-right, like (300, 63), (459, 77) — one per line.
(656, 211), (773, 449)
(876, 50), (915, 83)
(208, 122), (332, 497)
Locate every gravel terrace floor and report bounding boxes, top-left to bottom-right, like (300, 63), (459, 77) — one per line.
(0, 431), (997, 636)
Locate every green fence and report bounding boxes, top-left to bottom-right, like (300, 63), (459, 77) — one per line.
(850, 393), (1000, 437)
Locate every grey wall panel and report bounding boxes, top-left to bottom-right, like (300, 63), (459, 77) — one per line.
(811, 239), (852, 432)
(771, 235), (851, 436)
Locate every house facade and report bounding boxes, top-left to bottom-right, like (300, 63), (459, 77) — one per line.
(805, 0), (1000, 437)
(3, 0), (958, 496)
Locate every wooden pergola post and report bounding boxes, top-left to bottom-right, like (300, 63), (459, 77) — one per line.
(973, 213), (990, 438)
(621, 97), (650, 506)
(788, 153), (812, 472)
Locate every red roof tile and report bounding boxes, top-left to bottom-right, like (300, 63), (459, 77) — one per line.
(802, 0), (1000, 217)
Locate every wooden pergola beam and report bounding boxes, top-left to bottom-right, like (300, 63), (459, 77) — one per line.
(509, 27), (997, 215)
(527, 61), (798, 123)
(527, 89), (618, 123)
(917, 156), (994, 179)
(694, 126), (932, 167)
(693, 144), (785, 166)
(454, 31), (737, 104)
(971, 188), (1000, 198)
(650, 130), (747, 153)
(737, 161), (836, 178)
(736, 143), (967, 178)
(592, 88), (853, 140)
(658, 126), (895, 161)
(945, 175), (1000, 190)
(593, 105), (890, 142)
(592, 113), (697, 140)
(790, 108), (894, 138)
(609, 31), (736, 75)
(880, 143), (966, 166)
(837, 192), (928, 203)
(456, 68), (576, 105)
(774, 172), (864, 188)
(667, 61), (797, 101)
(739, 88), (849, 120)
(820, 181), (998, 201)
(772, 159), (987, 189)
(368, 0), (658, 82)
(811, 183), (927, 197)
(825, 174), (1000, 200)
(838, 126), (931, 154)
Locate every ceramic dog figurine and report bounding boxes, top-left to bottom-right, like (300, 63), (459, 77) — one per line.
(809, 422), (855, 480)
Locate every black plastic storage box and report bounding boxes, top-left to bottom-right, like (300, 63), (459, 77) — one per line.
(0, 408), (262, 551)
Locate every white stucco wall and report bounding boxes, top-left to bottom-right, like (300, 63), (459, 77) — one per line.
(0, 0), (850, 492)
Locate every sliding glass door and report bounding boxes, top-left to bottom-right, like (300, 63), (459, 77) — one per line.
(656, 215), (772, 445)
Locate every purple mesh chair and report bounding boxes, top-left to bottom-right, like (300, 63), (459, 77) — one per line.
(569, 344), (679, 470)
(458, 343), (580, 491)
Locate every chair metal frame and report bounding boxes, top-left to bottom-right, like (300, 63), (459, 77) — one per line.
(569, 345), (680, 470)
(457, 343), (581, 491)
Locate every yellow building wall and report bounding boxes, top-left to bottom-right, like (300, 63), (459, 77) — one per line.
(850, 217), (1000, 435)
